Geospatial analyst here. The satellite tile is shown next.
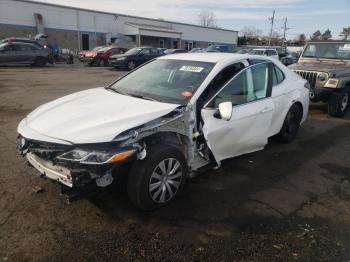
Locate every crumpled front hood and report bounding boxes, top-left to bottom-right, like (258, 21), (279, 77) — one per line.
(19, 87), (179, 144)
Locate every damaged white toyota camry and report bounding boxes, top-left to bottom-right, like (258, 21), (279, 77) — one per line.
(17, 53), (309, 210)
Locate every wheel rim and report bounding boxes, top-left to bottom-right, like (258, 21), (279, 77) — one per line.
(341, 93), (349, 112)
(149, 158), (182, 203)
(128, 61), (135, 69)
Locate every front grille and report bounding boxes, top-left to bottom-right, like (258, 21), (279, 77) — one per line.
(293, 70), (320, 88)
(18, 136), (72, 161)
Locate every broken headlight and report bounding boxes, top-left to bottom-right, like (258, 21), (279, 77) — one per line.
(56, 148), (136, 165)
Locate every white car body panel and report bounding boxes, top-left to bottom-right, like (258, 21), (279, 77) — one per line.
(18, 87), (180, 144)
(268, 61), (309, 136)
(18, 53), (309, 171)
(201, 98), (274, 162)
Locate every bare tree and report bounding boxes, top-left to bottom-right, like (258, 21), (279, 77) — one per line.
(198, 11), (217, 27)
(296, 34), (306, 46)
(321, 29), (332, 40)
(340, 27), (350, 40)
(240, 26), (262, 38)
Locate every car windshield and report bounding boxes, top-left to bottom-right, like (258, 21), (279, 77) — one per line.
(251, 50), (265, 55)
(303, 43), (350, 60)
(125, 48), (142, 55)
(110, 59), (214, 104)
(98, 47), (110, 52)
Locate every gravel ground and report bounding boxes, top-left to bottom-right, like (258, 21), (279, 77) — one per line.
(0, 64), (350, 261)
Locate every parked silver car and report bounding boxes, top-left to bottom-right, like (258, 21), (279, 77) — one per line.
(0, 41), (50, 66)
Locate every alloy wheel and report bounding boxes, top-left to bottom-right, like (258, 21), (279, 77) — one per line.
(149, 158), (182, 203)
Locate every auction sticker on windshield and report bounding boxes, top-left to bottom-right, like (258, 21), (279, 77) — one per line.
(180, 66), (204, 73)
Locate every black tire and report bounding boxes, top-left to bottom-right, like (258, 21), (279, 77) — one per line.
(328, 91), (349, 117)
(33, 57), (47, 67)
(99, 58), (107, 67)
(127, 145), (187, 211)
(127, 60), (136, 70)
(276, 103), (302, 143)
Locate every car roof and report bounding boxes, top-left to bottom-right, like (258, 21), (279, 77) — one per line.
(253, 48), (277, 51)
(158, 52), (262, 63)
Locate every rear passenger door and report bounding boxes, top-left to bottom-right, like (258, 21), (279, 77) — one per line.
(17, 43), (39, 62)
(201, 62), (274, 162)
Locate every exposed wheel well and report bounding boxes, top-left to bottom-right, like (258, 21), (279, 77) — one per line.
(293, 101), (303, 120)
(142, 132), (188, 156)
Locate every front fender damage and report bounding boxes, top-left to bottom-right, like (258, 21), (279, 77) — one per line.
(114, 104), (211, 174)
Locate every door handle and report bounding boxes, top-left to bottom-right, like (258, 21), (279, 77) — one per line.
(260, 107), (273, 113)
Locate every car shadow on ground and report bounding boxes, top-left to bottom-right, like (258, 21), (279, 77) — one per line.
(88, 117), (350, 229)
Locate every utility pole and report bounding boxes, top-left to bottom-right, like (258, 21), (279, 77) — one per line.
(282, 18), (290, 44)
(268, 10), (275, 46)
(281, 18), (290, 52)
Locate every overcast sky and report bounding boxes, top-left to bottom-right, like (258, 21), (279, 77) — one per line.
(33, 0), (349, 39)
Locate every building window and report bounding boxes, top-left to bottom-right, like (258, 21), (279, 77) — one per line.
(185, 41), (189, 51)
(173, 40), (178, 49)
(159, 39), (164, 48)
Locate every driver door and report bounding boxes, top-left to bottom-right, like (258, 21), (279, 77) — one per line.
(201, 62), (274, 162)
(0, 44), (17, 63)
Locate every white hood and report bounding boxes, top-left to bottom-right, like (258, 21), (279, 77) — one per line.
(18, 87), (179, 144)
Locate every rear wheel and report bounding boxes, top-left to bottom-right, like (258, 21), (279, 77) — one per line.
(328, 91), (348, 117)
(276, 104), (302, 143)
(127, 145), (186, 211)
(33, 57), (47, 67)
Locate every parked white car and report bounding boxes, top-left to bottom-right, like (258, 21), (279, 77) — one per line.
(17, 53), (309, 210)
(251, 48), (279, 60)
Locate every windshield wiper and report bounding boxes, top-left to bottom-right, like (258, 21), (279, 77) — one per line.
(106, 87), (158, 102)
(126, 93), (158, 102)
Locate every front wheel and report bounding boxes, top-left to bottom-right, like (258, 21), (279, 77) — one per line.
(127, 60), (136, 70)
(276, 104), (302, 143)
(127, 145), (187, 211)
(328, 92), (348, 117)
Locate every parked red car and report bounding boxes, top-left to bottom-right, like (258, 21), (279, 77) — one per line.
(88, 46), (127, 66)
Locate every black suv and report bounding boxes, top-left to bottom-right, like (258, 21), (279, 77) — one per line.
(289, 41), (350, 117)
(109, 47), (164, 70)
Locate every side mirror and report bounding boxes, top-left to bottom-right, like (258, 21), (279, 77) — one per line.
(218, 102), (233, 121)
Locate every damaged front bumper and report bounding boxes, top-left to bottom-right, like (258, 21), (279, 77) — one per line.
(26, 152), (74, 187)
(17, 135), (139, 189)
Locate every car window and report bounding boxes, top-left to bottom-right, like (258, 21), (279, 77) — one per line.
(207, 63), (270, 108)
(140, 49), (151, 55)
(198, 62), (245, 107)
(271, 64), (285, 86)
(249, 59), (268, 65)
(150, 48), (159, 55)
(275, 65), (285, 83)
(17, 43), (37, 51)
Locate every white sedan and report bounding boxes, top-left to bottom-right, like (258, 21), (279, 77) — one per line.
(17, 53), (309, 210)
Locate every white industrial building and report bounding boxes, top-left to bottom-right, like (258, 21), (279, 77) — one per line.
(0, 0), (238, 51)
